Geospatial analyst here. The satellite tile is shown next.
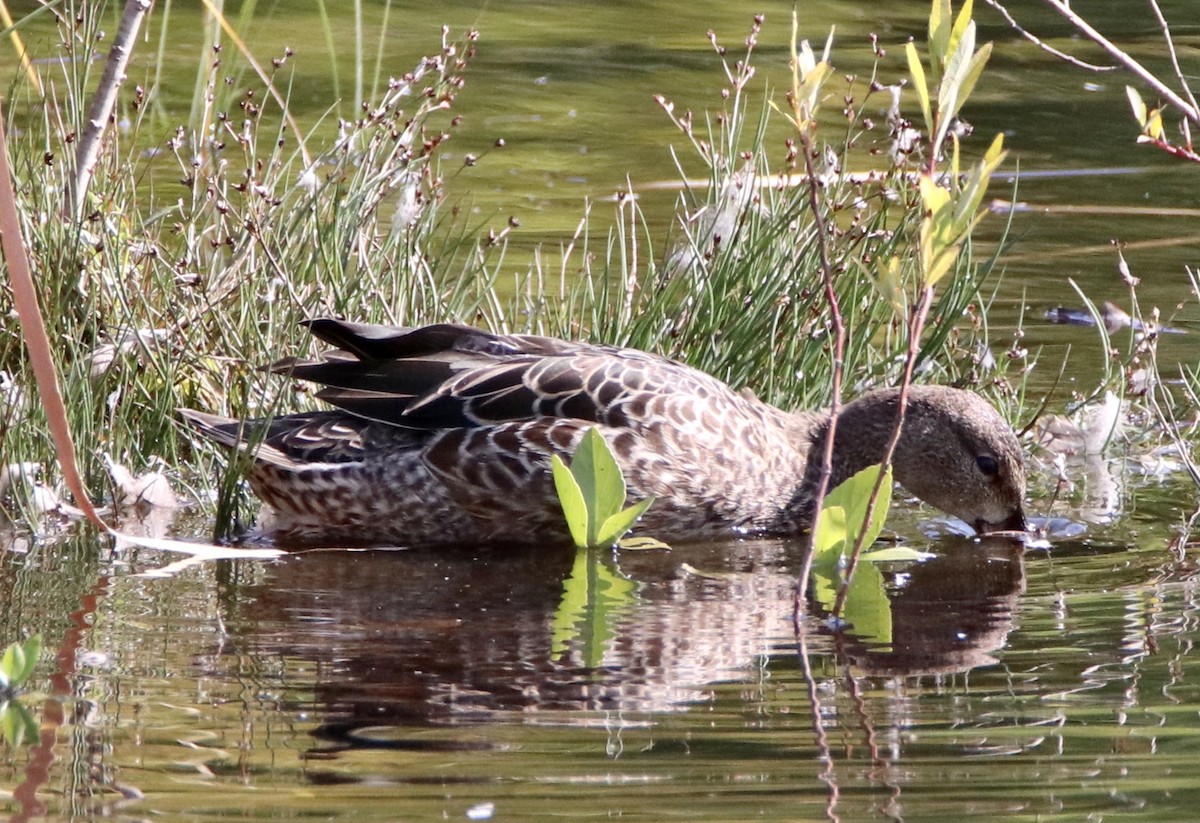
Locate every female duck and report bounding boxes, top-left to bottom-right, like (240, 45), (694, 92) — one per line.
(183, 320), (1027, 546)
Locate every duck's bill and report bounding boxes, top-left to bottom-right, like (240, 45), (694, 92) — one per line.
(974, 510), (1028, 536)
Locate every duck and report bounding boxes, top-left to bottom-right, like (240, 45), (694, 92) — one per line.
(182, 319), (1027, 547)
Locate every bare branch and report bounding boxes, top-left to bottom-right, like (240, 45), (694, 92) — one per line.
(795, 139), (847, 621)
(1041, 0), (1200, 123)
(1147, 0), (1200, 118)
(982, 0), (1118, 72)
(832, 286), (934, 619)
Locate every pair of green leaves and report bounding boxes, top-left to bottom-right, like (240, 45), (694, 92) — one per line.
(809, 466), (927, 647)
(552, 428), (655, 549)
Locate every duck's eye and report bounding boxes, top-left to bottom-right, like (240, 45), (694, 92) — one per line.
(976, 454), (1000, 477)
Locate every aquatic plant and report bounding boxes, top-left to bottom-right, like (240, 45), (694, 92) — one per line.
(551, 429), (655, 550)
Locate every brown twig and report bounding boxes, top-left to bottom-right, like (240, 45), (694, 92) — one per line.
(796, 623), (840, 822)
(795, 136), (847, 626)
(1013, 0), (1200, 124)
(832, 286), (934, 618)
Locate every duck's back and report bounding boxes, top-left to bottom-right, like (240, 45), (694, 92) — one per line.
(188, 320), (814, 545)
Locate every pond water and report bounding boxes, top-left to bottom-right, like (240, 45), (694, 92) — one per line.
(5, 0), (1200, 820)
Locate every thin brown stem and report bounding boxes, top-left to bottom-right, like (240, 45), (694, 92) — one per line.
(832, 285), (934, 618)
(795, 133), (847, 624)
(797, 623), (840, 823)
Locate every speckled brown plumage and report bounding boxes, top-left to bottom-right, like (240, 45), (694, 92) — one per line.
(182, 319), (1026, 546)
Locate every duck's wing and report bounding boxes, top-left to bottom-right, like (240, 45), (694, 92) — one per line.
(180, 409), (424, 468)
(270, 318), (725, 432)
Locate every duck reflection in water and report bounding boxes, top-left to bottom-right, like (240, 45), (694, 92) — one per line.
(218, 537), (1025, 750)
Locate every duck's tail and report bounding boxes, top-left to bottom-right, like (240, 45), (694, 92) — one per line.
(179, 409), (297, 470)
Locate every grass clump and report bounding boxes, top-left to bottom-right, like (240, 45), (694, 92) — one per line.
(0, 4), (1012, 541)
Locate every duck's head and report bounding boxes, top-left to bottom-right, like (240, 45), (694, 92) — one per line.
(837, 385), (1027, 535)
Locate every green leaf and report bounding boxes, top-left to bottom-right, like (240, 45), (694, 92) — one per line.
(552, 454), (590, 548)
(934, 19), (976, 152)
(618, 535), (671, 551)
(810, 553), (894, 648)
(0, 642), (24, 688)
(906, 41), (933, 134)
(861, 546), (935, 563)
(924, 245), (961, 288)
(825, 463), (893, 553)
(570, 429), (627, 545)
(954, 133), (1006, 232)
(16, 636), (41, 686)
(929, 0), (952, 74)
(954, 41), (992, 122)
(811, 504), (848, 574)
(950, 0), (979, 52)
(948, 0), (976, 71)
(839, 559), (893, 647)
(596, 495), (655, 547)
(812, 466), (895, 577)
